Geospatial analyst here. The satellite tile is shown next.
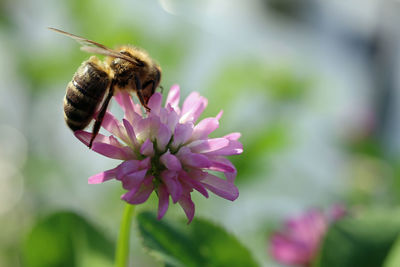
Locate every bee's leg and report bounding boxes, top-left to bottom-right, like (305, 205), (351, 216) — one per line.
(154, 68), (161, 93)
(89, 82), (115, 149)
(148, 69), (162, 93)
(142, 80), (157, 95)
(142, 79), (163, 102)
(134, 75), (151, 112)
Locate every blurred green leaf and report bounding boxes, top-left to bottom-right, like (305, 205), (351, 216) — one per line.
(391, 161), (400, 204)
(137, 212), (204, 267)
(205, 60), (311, 116)
(204, 60), (267, 118)
(263, 0), (311, 21)
(233, 123), (289, 182)
(241, 123), (288, 159)
(343, 135), (384, 158)
(265, 68), (311, 102)
(22, 211), (114, 267)
(384, 234), (400, 267)
(0, 1), (14, 29)
(189, 217), (259, 267)
(23, 154), (64, 188)
(19, 51), (86, 94)
(315, 210), (400, 267)
(137, 212), (258, 267)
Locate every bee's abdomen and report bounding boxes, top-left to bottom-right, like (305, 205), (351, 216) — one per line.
(63, 60), (110, 131)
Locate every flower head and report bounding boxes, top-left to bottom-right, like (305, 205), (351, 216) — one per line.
(269, 205), (346, 267)
(75, 85), (242, 222)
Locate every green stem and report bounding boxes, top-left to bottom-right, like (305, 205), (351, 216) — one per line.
(115, 204), (135, 267)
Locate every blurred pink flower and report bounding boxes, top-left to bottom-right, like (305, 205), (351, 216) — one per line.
(269, 206), (346, 267)
(75, 85), (242, 222)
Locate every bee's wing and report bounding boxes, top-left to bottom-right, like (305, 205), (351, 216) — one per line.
(79, 46), (142, 66)
(48, 27), (141, 66)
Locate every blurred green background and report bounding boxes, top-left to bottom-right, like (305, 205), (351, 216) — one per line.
(1, 0), (400, 266)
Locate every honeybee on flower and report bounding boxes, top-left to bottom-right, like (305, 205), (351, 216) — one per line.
(75, 85), (242, 222)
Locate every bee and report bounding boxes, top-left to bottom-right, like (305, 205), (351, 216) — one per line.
(49, 27), (162, 148)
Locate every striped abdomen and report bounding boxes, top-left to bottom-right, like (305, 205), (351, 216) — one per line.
(63, 58), (111, 131)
